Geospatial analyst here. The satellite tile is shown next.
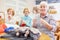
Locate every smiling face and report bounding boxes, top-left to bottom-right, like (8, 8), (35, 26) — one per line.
(40, 3), (48, 17)
(7, 8), (15, 16)
(23, 8), (30, 16)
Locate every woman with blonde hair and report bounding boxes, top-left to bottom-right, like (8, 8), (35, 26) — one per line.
(6, 8), (19, 25)
(20, 8), (32, 27)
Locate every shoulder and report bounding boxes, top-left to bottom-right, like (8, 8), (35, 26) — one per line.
(47, 14), (54, 20)
(47, 14), (56, 22)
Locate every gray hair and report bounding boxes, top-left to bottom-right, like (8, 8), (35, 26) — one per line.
(40, 1), (49, 12)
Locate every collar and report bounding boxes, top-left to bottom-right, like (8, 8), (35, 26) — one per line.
(41, 14), (48, 18)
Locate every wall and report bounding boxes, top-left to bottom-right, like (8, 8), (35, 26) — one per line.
(0, 0), (35, 17)
(49, 3), (60, 20)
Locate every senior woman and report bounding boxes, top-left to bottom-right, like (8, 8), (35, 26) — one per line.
(33, 1), (56, 40)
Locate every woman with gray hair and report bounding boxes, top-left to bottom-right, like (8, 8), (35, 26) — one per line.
(33, 1), (56, 40)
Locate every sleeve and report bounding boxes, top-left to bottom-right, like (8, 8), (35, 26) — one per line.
(33, 15), (40, 28)
(49, 16), (56, 32)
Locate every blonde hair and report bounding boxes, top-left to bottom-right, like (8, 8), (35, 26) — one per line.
(33, 6), (39, 13)
(23, 8), (30, 13)
(7, 8), (15, 16)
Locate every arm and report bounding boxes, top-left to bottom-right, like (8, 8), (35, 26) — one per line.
(33, 19), (37, 28)
(41, 18), (52, 30)
(41, 18), (56, 31)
